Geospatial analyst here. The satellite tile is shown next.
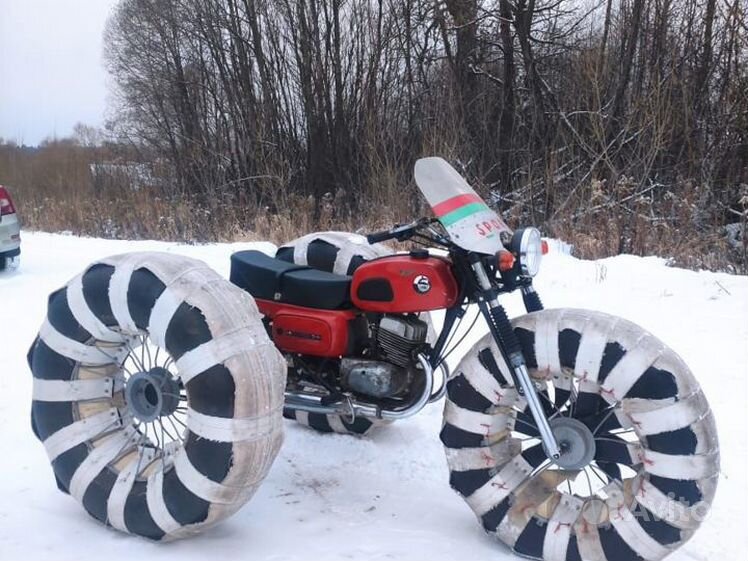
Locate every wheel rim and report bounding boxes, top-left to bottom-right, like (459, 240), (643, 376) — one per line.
(74, 332), (188, 476)
(512, 366), (643, 501)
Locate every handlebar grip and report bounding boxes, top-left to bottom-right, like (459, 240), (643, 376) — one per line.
(366, 230), (393, 244)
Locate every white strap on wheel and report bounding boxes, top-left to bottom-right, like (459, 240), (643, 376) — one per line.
(332, 243), (357, 275)
(292, 239), (310, 266)
(146, 468), (183, 535)
(107, 447), (156, 532)
(497, 476), (558, 546)
(543, 495), (584, 561)
(641, 449), (720, 480)
(445, 439), (521, 472)
(443, 402), (512, 436)
(534, 311), (561, 376)
(186, 408), (282, 443)
(147, 286), (184, 349)
(294, 410), (310, 427)
(66, 274), (124, 343)
(69, 431), (136, 502)
(108, 255), (142, 335)
(465, 457), (532, 516)
(147, 265), (221, 348)
(173, 450), (240, 505)
(32, 378), (119, 402)
(625, 392), (709, 436)
(600, 336), (664, 403)
(326, 415), (348, 433)
(634, 477), (703, 530)
(43, 408), (121, 461)
(607, 486), (672, 561)
(39, 320), (114, 366)
(461, 355), (518, 406)
(175, 328), (256, 384)
(574, 318), (616, 383)
(574, 519), (607, 561)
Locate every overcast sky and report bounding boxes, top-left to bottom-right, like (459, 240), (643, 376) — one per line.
(0, 0), (119, 145)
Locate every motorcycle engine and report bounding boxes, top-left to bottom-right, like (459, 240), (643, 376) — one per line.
(340, 314), (428, 398)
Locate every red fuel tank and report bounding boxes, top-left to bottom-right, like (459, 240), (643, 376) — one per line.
(351, 255), (459, 313)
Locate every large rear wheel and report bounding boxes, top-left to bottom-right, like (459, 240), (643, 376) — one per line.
(441, 309), (718, 561)
(29, 252), (286, 540)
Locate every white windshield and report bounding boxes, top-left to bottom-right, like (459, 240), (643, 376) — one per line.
(414, 157), (510, 255)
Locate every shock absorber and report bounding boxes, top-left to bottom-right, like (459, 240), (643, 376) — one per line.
(470, 257), (561, 460)
(521, 284), (544, 313)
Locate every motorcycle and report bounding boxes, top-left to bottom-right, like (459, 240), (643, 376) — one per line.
(28, 157), (719, 559)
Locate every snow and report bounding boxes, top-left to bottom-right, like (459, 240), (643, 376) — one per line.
(1, 231), (747, 561)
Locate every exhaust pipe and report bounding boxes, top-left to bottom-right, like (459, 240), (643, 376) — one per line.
(284, 354), (435, 421)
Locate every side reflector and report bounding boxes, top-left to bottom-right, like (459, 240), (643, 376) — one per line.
(497, 250), (516, 272)
(541, 240), (549, 255)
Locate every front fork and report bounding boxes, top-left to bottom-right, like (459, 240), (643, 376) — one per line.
(470, 259), (562, 461)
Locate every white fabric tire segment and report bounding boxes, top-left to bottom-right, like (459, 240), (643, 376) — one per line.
(42, 408), (121, 461)
(32, 378), (120, 402)
(543, 495), (585, 561)
(66, 273), (124, 343)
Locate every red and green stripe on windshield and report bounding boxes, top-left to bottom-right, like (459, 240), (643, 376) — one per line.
(432, 193), (490, 227)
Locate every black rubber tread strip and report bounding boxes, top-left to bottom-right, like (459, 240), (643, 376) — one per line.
(127, 268), (166, 330)
(514, 327), (538, 368)
(51, 443), (89, 493)
(48, 288), (92, 343)
(514, 516), (547, 559)
(632, 502), (682, 545)
(30, 339), (76, 381)
(123, 480), (166, 540)
(646, 427), (697, 455)
(597, 523), (644, 561)
(598, 342), (626, 384)
(626, 367), (678, 400)
(164, 302), (213, 361)
(82, 467), (118, 524)
(185, 364), (236, 418)
(440, 423), (485, 449)
(480, 497), (511, 532)
(446, 373), (493, 412)
(162, 467), (210, 526)
(184, 431), (233, 484)
(81, 264), (117, 326)
(558, 329), (581, 370)
(648, 475), (702, 506)
(449, 468), (493, 497)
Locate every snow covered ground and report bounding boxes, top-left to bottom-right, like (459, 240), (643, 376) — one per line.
(0, 232), (746, 561)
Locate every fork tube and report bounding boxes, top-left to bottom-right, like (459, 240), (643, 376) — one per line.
(470, 259), (561, 460)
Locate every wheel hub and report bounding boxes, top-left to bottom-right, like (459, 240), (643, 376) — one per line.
(125, 366), (181, 422)
(550, 417), (596, 470)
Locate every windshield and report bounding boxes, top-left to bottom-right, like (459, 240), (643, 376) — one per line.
(414, 157), (510, 255)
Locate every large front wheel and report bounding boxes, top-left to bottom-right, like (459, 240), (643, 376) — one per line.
(441, 309), (719, 561)
(29, 252), (287, 540)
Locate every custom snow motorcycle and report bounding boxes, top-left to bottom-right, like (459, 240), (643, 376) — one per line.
(29, 158), (719, 560)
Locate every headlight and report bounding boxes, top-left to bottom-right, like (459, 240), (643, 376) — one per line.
(511, 227), (543, 277)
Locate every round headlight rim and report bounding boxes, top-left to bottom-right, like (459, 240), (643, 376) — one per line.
(516, 227), (543, 277)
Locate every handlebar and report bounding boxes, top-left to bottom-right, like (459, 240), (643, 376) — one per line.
(366, 219), (428, 245)
(366, 228), (396, 244)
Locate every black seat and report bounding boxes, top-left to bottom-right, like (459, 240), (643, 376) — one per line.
(230, 250), (352, 310)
